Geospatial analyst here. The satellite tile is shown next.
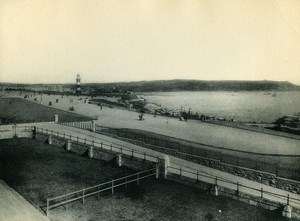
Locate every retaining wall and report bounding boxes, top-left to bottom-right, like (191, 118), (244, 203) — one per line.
(34, 133), (155, 172)
(167, 173), (300, 220)
(128, 139), (300, 194)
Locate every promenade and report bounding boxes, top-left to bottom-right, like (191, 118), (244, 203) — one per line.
(26, 122), (300, 210)
(20, 93), (300, 155)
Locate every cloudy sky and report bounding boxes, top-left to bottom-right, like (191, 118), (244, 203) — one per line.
(1, 0), (300, 84)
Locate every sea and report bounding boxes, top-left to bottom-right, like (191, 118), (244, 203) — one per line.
(140, 91), (300, 123)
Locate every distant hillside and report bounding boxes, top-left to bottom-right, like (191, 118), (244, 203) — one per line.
(1, 80), (300, 93)
(82, 80), (300, 93)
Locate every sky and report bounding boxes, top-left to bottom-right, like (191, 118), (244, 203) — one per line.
(1, 0), (300, 85)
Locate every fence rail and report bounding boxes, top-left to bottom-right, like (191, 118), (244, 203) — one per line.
(167, 164), (300, 208)
(4, 125), (300, 215)
(57, 121), (300, 181)
(46, 168), (157, 216)
(35, 127), (160, 164)
(95, 125), (300, 181)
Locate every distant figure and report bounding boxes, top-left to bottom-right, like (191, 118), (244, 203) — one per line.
(154, 110), (157, 117)
(98, 103), (103, 110)
(139, 113), (145, 121)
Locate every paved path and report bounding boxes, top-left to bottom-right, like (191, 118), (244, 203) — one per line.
(25, 122), (300, 209)
(20, 93), (300, 155)
(0, 180), (50, 221)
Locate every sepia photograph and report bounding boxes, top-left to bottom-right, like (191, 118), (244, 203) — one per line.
(0, 0), (300, 220)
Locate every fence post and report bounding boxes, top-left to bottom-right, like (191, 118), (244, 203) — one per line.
(156, 163), (159, 179)
(77, 136), (79, 142)
(110, 144), (112, 151)
(101, 142), (103, 149)
(46, 199), (49, 217)
(144, 152), (146, 161)
(82, 189), (85, 204)
(196, 171), (199, 183)
(261, 188), (263, 198)
(65, 195), (67, 210)
(97, 186), (100, 199)
(131, 150), (134, 158)
(237, 182), (239, 196)
(137, 173), (140, 185)
(179, 167), (182, 178)
(282, 194), (292, 218)
(215, 177), (218, 185)
(112, 180), (114, 194)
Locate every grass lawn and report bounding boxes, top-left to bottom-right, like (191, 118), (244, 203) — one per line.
(0, 97), (91, 124)
(0, 138), (296, 221)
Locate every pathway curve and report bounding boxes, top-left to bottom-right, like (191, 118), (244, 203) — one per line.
(25, 122), (300, 209)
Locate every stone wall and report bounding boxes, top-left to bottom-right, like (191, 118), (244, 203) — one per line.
(133, 141), (300, 194)
(167, 173), (300, 220)
(34, 132), (155, 172)
(34, 131), (300, 194)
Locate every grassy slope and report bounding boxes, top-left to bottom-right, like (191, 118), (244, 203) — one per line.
(0, 97), (91, 123)
(0, 138), (295, 221)
(0, 138), (135, 205)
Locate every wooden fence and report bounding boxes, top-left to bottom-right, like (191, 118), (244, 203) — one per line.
(46, 168), (157, 217)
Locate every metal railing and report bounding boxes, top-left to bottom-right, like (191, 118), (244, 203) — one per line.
(94, 125), (300, 181)
(35, 127), (160, 164)
(167, 164), (300, 208)
(46, 168), (157, 216)
(57, 121), (300, 180)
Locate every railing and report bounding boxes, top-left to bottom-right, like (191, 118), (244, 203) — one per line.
(94, 125), (300, 181)
(59, 121), (94, 131)
(167, 164), (300, 209)
(46, 168), (157, 216)
(57, 121), (300, 180)
(35, 127), (160, 164)
(0, 125), (33, 139)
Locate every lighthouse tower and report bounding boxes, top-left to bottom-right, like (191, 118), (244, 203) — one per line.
(76, 74), (81, 94)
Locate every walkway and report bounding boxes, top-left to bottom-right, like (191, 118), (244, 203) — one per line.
(0, 180), (50, 221)
(11, 93), (299, 155)
(23, 122), (300, 209)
